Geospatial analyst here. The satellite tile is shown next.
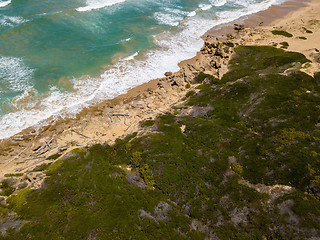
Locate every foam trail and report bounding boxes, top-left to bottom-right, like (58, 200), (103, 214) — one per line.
(76, 0), (125, 12)
(0, 0), (11, 8)
(199, 4), (212, 11)
(188, 11), (196, 17)
(123, 51), (139, 61)
(210, 0), (227, 7)
(0, 55), (33, 93)
(0, 15), (25, 27)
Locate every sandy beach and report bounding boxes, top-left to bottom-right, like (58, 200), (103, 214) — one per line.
(0, 0), (319, 183)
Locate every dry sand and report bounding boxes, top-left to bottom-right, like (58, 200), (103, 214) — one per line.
(0, 0), (319, 185)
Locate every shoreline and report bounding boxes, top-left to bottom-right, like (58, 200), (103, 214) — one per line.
(0, 0), (318, 178)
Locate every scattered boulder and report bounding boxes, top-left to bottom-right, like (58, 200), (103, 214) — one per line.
(234, 24), (245, 31)
(126, 172), (147, 188)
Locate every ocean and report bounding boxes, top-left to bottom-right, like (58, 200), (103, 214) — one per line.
(0, 0), (284, 139)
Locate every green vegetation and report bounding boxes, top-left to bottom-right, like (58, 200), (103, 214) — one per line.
(302, 27), (313, 33)
(0, 182), (15, 197)
(194, 72), (219, 84)
(140, 119), (155, 127)
(32, 163), (52, 172)
(1, 46), (319, 239)
(186, 90), (196, 98)
(46, 153), (62, 160)
(280, 41), (289, 49)
(4, 173), (23, 177)
(298, 36), (307, 40)
(271, 30), (293, 37)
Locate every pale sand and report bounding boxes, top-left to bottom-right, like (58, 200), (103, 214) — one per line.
(0, 0), (319, 184)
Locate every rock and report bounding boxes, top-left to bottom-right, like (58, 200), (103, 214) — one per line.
(234, 24), (245, 31)
(126, 172), (146, 188)
(154, 201), (171, 221)
(164, 72), (172, 77)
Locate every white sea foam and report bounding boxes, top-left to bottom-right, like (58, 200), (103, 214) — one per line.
(188, 11), (196, 17)
(0, 55), (34, 93)
(0, 0), (11, 8)
(123, 51), (139, 61)
(199, 4), (212, 11)
(210, 0), (228, 7)
(154, 7), (189, 26)
(119, 37), (131, 43)
(76, 0), (125, 12)
(0, 0), (288, 140)
(0, 15), (26, 27)
(154, 12), (182, 26)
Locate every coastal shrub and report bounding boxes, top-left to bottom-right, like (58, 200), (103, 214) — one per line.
(46, 153), (62, 160)
(0, 203), (9, 218)
(298, 36), (307, 40)
(314, 72), (320, 80)
(274, 128), (309, 146)
(271, 30), (293, 37)
(280, 41), (289, 49)
(4, 173), (24, 177)
(140, 119), (155, 127)
(186, 90), (196, 98)
(32, 163), (52, 172)
(302, 27), (313, 33)
(195, 72), (219, 84)
(7, 188), (32, 214)
(231, 163), (243, 175)
(0, 181), (15, 196)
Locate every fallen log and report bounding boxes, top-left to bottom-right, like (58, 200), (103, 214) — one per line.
(71, 129), (90, 139)
(4, 146), (29, 167)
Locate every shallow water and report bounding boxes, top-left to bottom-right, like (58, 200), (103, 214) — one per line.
(0, 0), (285, 139)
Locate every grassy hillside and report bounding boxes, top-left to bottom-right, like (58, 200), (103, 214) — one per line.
(1, 45), (320, 239)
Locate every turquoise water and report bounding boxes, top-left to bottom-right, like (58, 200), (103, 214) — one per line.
(0, 0), (284, 139)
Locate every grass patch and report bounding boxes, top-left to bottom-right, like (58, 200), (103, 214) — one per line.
(280, 41), (289, 49)
(0, 181), (15, 196)
(186, 90), (196, 98)
(46, 153), (62, 160)
(140, 119), (155, 127)
(32, 163), (52, 172)
(302, 27), (313, 33)
(271, 30), (293, 37)
(4, 173), (24, 177)
(195, 72), (219, 84)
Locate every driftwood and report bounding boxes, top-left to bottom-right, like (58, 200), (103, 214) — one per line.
(107, 110), (114, 123)
(108, 111), (130, 125)
(35, 145), (58, 157)
(4, 146), (29, 167)
(112, 113), (129, 117)
(155, 107), (167, 114)
(71, 129), (90, 139)
(25, 156), (46, 161)
(18, 158), (48, 172)
(170, 100), (180, 106)
(33, 137), (53, 154)
(45, 138), (54, 148)
(122, 120), (137, 136)
(58, 144), (69, 152)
